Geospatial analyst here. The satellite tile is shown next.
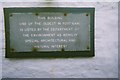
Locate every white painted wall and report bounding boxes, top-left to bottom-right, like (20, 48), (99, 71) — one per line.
(0, 2), (118, 78)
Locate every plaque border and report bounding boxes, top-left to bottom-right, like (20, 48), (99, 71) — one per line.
(4, 7), (95, 58)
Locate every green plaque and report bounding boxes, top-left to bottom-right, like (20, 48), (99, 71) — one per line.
(4, 7), (95, 58)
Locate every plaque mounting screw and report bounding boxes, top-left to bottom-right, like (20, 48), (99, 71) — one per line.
(32, 47), (38, 52)
(86, 45), (90, 50)
(61, 47), (65, 52)
(10, 48), (15, 52)
(64, 13), (67, 16)
(86, 14), (89, 16)
(9, 14), (13, 17)
(35, 13), (39, 16)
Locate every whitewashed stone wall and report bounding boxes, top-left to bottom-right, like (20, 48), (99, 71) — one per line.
(0, 2), (118, 78)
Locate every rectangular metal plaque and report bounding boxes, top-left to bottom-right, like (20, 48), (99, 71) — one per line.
(4, 7), (95, 58)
